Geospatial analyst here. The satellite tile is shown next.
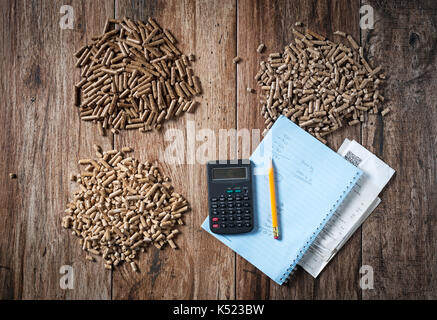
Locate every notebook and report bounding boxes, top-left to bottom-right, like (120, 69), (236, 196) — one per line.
(201, 115), (362, 285)
(299, 139), (395, 277)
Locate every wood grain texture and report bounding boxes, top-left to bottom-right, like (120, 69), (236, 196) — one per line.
(360, 0), (437, 299)
(0, 0), (113, 299)
(0, 0), (436, 300)
(236, 0), (362, 299)
(111, 0), (237, 299)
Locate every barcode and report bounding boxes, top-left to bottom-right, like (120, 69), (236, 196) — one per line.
(344, 151), (362, 167)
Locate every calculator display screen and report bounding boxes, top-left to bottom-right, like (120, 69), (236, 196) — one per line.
(212, 167), (247, 180)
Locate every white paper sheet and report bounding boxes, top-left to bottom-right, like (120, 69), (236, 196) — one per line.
(298, 139), (395, 278)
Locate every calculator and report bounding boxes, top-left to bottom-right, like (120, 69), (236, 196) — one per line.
(206, 160), (254, 234)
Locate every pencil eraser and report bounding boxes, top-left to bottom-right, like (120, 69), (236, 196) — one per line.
(274, 236), (279, 239)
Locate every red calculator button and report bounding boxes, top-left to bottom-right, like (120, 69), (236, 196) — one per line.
(212, 224), (219, 228)
(212, 217), (219, 222)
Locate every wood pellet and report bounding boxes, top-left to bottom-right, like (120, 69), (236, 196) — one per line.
(61, 146), (190, 271)
(233, 56), (241, 64)
(257, 44), (265, 53)
(381, 107), (390, 116)
(254, 25), (387, 143)
(73, 17), (202, 135)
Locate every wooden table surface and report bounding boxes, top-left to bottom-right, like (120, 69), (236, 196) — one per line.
(1, 0), (436, 300)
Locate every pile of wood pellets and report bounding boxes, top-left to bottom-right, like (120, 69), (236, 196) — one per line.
(254, 24), (389, 144)
(73, 17), (202, 135)
(62, 146), (190, 272)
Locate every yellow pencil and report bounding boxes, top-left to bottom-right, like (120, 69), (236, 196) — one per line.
(268, 158), (279, 239)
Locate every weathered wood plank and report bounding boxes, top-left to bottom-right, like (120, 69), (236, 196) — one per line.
(309, 0), (363, 300)
(0, 0), (113, 299)
(236, 0), (362, 299)
(112, 0), (237, 299)
(235, 0), (312, 299)
(1, 0), (435, 301)
(361, 0), (437, 299)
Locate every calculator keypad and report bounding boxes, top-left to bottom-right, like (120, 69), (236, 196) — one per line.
(209, 186), (253, 234)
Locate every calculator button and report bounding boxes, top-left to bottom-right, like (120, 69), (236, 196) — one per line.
(226, 197), (234, 201)
(234, 189), (241, 193)
(211, 197), (218, 202)
(227, 203), (234, 208)
(243, 202), (250, 207)
(235, 203), (242, 207)
(212, 224), (219, 228)
(229, 223), (235, 228)
(212, 210), (218, 215)
(237, 223), (243, 227)
(244, 209), (251, 214)
(244, 216), (251, 220)
(243, 196), (249, 200)
(220, 216), (227, 221)
(245, 223), (251, 227)
(227, 210), (234, 215)
(235, 196), (242, 201)
(228, 216), (234, 221)
(244, 189), (249, 193)
(236, 216), (242, 221)
(219, 196), (225, 201)
(212, 217), (219, 222)
(226, 190), (233, 193)
(221, 223), (226, 228)
(219, 203), (226, 208)
(236, 209), (242, 214)
(211, 204), (218, 208)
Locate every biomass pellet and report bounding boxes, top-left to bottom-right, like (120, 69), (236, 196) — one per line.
(62, 147), (190, 272)
(232, 56), (241, 64)
(334, 30), (346, 37)
(257, 44), (265, 53)
(73, 17), (202, 133)
(186, 101), (197, 113)
(73, 86), (81, 107)
(381, 107), (390, 116)
(130, 261), (139, 272)
(254, 26), (387, 141)
(168, 239), (177, 249)
(192, 76), (202, 95)
(86, 255), (95, 262)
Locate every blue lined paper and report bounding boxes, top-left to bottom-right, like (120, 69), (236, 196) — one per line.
(201, 115), (362, 285)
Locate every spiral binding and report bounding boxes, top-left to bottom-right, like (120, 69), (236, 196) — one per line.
(278, 171), (361, 285)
